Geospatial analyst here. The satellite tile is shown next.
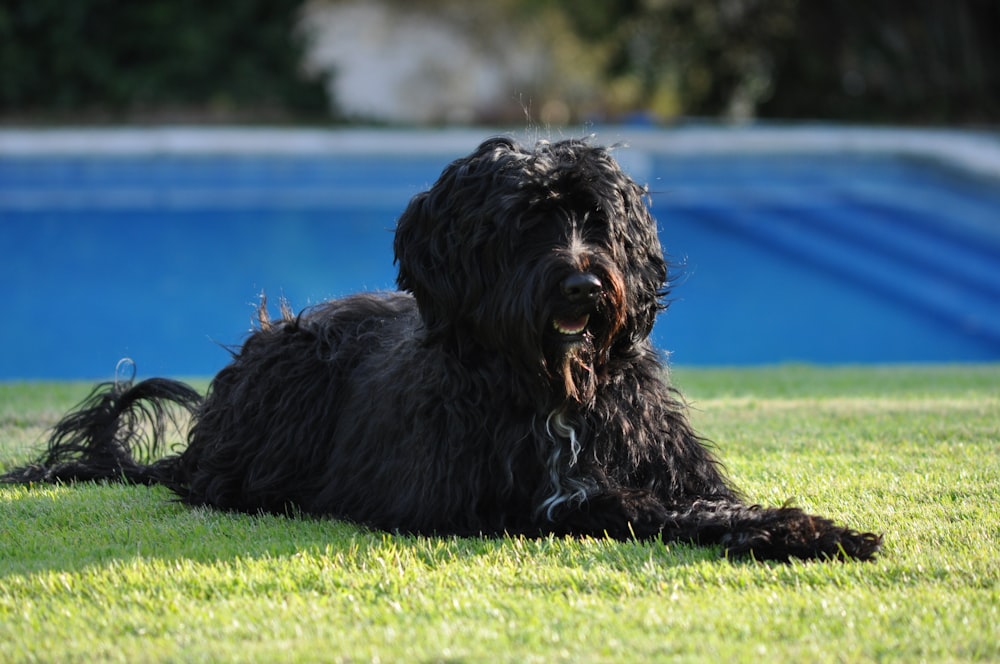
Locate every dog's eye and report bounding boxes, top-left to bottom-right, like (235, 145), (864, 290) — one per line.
(578, 218), (611, 246)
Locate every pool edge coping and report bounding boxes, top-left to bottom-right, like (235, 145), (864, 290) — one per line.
(1, 125), (999, 180)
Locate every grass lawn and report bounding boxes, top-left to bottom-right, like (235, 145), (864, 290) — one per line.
(1, 364), (997, 662)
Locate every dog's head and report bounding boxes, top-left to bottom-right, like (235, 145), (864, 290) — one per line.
(394, 137), (668, 403)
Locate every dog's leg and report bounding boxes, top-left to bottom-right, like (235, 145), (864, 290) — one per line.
(556, 491), (881, 561)
(661, 499), (883, 562)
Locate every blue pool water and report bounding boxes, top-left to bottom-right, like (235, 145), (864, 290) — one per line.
(2, 128), (999, 379)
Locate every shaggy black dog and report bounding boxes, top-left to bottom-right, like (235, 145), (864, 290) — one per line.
(4, 137), (881, 562)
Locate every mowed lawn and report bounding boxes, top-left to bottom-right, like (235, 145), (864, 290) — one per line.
(1, 365), (997, 662)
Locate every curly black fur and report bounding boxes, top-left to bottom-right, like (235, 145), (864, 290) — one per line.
(3, 137), (882, 562)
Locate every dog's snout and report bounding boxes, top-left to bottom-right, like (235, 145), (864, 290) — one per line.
(561, 272), (603, 303)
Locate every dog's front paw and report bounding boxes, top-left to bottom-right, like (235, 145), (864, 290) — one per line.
(724, 508), (882, 562)
(824, 527), (883, 561)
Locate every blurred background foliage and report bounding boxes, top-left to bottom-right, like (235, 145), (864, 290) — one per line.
(0, 0), (328, 122)
(1, 0), (997, 124)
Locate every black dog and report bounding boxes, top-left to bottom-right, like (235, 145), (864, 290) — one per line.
(4, 137), (881, 562)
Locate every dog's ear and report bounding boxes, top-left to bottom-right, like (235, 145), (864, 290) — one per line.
(394, 137), (520, 337)
(577, 144), (668, 345)
(393, 187), (450, 334)
(616, 175), (669, 343)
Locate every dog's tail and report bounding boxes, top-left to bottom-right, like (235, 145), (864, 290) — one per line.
(1, 371), (202, 487)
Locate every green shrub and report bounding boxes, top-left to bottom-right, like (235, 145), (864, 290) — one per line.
(0, 0), (327, 120)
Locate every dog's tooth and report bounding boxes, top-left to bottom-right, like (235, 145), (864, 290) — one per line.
(553, 314), (589, 335)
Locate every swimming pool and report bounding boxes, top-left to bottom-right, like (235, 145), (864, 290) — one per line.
(2, 127), (999, 379)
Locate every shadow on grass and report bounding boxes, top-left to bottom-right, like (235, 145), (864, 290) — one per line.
(0, 481), (722, 579)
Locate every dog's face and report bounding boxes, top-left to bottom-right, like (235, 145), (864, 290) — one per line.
(394, 137), (667, 403)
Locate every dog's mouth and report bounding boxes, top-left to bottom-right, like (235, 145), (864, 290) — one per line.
(550, 313), (591, 339)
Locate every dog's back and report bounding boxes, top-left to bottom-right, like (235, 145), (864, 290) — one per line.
(177, 292), (424, 515)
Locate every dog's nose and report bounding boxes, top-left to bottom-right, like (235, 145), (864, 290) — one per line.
(561, 272), (603, 303)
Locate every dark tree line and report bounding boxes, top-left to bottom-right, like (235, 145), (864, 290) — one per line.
(2, 0), (997, 124)
(549, 0), (1000, 124)
(0, 0), (327, 121)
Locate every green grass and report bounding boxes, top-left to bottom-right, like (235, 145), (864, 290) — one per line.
(1, 365), (998, 662)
